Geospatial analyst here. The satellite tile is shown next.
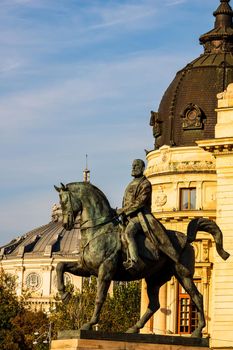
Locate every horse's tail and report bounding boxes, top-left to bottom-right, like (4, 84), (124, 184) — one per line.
(187, 218), (230, 261)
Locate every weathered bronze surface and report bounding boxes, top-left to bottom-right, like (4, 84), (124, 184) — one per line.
(55, 177), (229, 337)
(117, 159), (188, 273)
(154, 0), (233, 149)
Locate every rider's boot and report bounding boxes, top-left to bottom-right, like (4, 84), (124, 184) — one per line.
(123, 239), (140, 271)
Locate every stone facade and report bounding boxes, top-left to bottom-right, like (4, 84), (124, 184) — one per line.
(141, 145), (216, 337)
(0, 211), (83, 312)
(141, 84), (233, 347)
(198, 83), (233, 349)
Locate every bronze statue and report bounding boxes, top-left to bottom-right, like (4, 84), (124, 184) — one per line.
(117, 159), (189, 274)
(150, 111), (162, 149)
(55, 180), (229, 337)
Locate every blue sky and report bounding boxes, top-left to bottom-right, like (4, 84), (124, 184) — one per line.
(0, 0), (221, 245)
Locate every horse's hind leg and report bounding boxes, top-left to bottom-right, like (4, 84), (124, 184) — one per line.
(175, 271), (205, 338)
(126, 277), (160, 333)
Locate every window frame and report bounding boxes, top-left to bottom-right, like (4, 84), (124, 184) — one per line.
(179, 187), (196, 210)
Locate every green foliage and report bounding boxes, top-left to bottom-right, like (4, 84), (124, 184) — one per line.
(50, 278), (97, 332)
(51, 278), (141, 333)
(100, 281), (141, 332)
(0, 268), (49, 350)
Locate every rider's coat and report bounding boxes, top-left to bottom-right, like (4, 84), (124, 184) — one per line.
(122, 175), (180, 263)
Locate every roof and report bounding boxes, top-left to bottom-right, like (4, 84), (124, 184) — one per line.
(0, 220), (81, 260)
(155, 0), (233, 148)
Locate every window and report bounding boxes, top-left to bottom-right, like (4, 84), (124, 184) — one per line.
(177, 280), (201, 334)
(180, 188), (196, 210)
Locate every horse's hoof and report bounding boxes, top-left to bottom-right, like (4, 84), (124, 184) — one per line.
(80, 323), (92, 331)
(60, 291), (71, 304)
(126, 326), (139, 334)
(191, 329), (202, 338)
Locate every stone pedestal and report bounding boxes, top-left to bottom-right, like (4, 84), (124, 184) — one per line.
(50, 330), (209, 350)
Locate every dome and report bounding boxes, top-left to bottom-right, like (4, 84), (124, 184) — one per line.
(154, 0), (233, 148)
(0, 206), (81, 260)
(0, 204), (83, 312)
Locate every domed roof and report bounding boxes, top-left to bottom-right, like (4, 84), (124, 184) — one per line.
(157, 0), (233, 148)
(0, 207), (81, 260)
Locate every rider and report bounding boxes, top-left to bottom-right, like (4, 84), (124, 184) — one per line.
(117, 159), (188, 273)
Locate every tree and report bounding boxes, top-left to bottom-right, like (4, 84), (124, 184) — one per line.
(100, 281), (141, 332)
(51, 278), (141, 333)
(0, 268), (49, 350)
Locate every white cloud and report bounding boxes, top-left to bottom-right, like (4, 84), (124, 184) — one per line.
(86, 2), (158, 31)
(166, 0), (186, 6)
(0, 51), (190, 136)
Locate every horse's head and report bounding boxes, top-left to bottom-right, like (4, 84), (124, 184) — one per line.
(54, 183), (82, 230)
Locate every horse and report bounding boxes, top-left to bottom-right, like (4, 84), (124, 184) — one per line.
(54, 181), (229, 337)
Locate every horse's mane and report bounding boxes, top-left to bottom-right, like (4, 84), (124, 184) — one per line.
(66, 182), (112, 209)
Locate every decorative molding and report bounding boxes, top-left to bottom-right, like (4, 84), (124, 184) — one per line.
(198, 140), (233, 155)
(180, 103), (205, 130)
(15, 266), (25, 272)
(146, 160), (215, 176)
(156, 211), (216, 223)
(53, 272), (72, 289)
(41, 265), (53, 272)
(154, 187), (167, 207)
(25, 272), (42, 291)
(202, 240), (210, 262)
(192, 240), (211, 264)
(217, 82), (233, 100)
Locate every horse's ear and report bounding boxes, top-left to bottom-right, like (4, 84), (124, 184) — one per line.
(54, 185), (61, 192)
(60, 183), (66, 190)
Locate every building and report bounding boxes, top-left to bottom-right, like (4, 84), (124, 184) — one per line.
(142, 0), (233, 348)
(0, 205), (83, 311)
(1, 1), (233, 348)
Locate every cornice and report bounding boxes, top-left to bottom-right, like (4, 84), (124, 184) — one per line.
(197, 138), (233, 155)
(154, 210), (216, 223)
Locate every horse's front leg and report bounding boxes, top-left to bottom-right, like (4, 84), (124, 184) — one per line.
(56, 261), (65, 293)
(80, 253), (117, 331)
(56, 262), (72, 303)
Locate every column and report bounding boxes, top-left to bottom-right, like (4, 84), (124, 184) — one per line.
(152, 284), (167, 335)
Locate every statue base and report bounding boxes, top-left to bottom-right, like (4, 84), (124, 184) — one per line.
(51, 330), (209, 350)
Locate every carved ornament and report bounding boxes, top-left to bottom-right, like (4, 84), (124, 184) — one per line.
(146, 160), (215, 176)
(25, 272), (42, 291)
(203, 40), (233, 54)
(180, 103), (204, 130)
(217, 83), (233, 100)
(154, 187), (167, 207)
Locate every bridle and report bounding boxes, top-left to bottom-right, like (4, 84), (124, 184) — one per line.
(61, 190), (77, 228)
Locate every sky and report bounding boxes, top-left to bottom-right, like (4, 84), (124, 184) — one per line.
(0, 0), (222, 246)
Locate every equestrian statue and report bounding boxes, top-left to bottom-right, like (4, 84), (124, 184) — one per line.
(55, 159), (229, 338)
